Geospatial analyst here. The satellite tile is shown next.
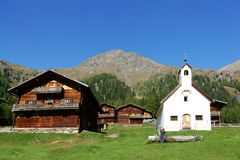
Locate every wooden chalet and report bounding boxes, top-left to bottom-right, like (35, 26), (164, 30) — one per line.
(98, 103), (153, 126)
(98, 103), (116, 124)
(8, 70), (102, 132)
(210, 99), (227, 126)
(115, 104), (152, 126)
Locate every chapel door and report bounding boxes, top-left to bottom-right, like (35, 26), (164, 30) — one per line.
(182, 114), (191, 129)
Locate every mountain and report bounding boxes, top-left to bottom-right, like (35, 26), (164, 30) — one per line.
(219, 60), (240, 80)
(1, 50), (240, 123)
(219, 60), (240, 72)
(0, 60), (39, 85)
(56, 49), (177, 86)
(1, 49), (239, 87)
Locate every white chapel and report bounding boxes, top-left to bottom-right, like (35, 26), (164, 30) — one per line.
(156, 60), (227, 131)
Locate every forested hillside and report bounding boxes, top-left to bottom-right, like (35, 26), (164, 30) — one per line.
(83, 73), (136, 106)
(0, 71), (16, 125)
(134, 74), (178, 112)
(1, 69), (239, 124)
(84, 73), (240, 123)
(0, 60), (39, 86)
(1, 51), (240, 124)
(192, 75), (240, 123)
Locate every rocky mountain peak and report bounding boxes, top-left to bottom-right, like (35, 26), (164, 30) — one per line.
(68, 49), (176, 85)
(219, 60), (240, 73)
(77, 49), (165, 72)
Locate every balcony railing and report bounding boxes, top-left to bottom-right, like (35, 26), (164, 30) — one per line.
(34, 86), (63, 94)
(129, 114), (144, 119)
(12, 103), (79, 111)
(98, 114), (115, 118)
(211, 111), (220, 116)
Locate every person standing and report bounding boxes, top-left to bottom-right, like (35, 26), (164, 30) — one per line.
(159, 128), (166, 143)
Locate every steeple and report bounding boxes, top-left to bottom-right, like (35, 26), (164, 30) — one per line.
(179, 57), (192, 87)
(184, 53), (188, 63)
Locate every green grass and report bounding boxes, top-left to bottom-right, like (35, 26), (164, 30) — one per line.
(0, 126), (239, 160)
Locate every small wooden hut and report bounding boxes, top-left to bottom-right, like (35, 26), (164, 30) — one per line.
(210, 99), (227, 126)
(98, 103), (116, 124)
(115, 104), (152, 126)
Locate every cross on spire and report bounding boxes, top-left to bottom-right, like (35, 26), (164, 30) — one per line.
(184, 53), (188, 63)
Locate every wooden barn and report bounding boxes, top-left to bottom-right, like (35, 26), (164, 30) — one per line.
(98, 103), (116, 124)
(210, 99), (227, 126)
(8, 70), (102, 132)
(115, 104), (152, 126)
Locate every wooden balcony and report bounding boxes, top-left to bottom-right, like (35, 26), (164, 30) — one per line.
(98, 114), (115, 118)
(34, 86), (63, 94)
(129, 114), (144, 119)
(12, 103), (79, 111)
(128, 114), (153, 119)
(211, 111), (220, 116)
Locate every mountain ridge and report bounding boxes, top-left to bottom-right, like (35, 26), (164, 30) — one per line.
(219, 60), (240, 72)
(1, 49), (239, 86)
(64, 49), (177, 85)
(219, 60), (240, 80)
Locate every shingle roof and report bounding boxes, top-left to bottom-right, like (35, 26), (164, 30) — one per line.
(8, 69), (88, 96)
(115, 103), (145, 111)
(8, 69), (101, 111)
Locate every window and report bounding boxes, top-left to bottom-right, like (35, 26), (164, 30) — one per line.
(184, 70), (189, 75)
(46, 99), (53, 104)
(195, 115), (203, 120)
(170, 116), (178, 121)
(25, 115), (31, 118)
(64, 98), (72, 104)
(184, 96), (188, 102)
(25, 100), (36, 105)
(103, 110), (109, 114)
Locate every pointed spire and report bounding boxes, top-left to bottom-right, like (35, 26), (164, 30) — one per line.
(184, 53), (188, 63)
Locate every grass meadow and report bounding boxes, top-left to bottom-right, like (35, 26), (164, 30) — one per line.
(0, 126), (239, 160)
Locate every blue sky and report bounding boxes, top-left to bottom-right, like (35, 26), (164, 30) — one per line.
(0, 0), (239, 70)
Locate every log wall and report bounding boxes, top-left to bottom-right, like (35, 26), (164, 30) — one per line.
(116, 106), (144, 125)
(210, 106), (219, 112)
(98, 104), (116, 124)
(101, 104), (115, 115)
(15, 115), (79, 128)
(98, 117), (116, 124)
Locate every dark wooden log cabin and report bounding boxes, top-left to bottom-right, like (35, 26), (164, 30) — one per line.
(8, 70), (102, 132)
(143, 110), (153, 121)
(115, 104), (152, 126)
(210, 99), (227, 126)
(98, 103), (116, 124)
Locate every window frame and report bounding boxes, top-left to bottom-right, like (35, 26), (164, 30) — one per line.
(184, 96), (188, 102)
(195, 115), (203, 121)
(184, 70), (189, 75)
(25, 100), (37, 105)
(170, 116), (178, 121)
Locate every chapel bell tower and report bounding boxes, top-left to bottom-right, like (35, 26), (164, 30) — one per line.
(179, 57), (192, 87)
